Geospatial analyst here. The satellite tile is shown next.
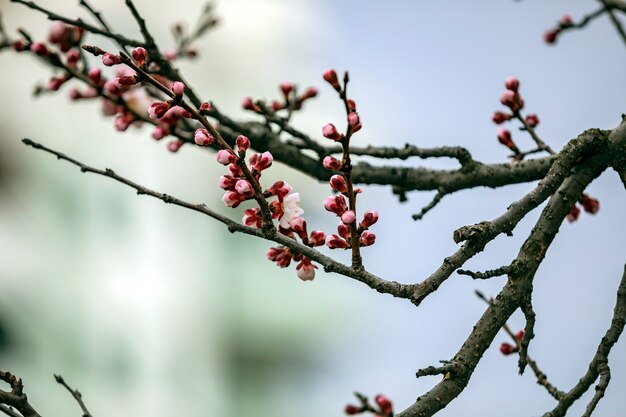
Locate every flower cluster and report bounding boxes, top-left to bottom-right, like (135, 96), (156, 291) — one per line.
(320, 69), (377, 253)
(544, 15), (574, 45)
(491, 76), (542, 156)
(344, 394), (393, 417)
(242, 81), (318, 114)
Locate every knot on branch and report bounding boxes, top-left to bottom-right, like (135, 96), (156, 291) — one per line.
(453, 221), (491, 244)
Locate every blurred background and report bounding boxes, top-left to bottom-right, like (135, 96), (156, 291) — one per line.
(0, 0), (625, 416)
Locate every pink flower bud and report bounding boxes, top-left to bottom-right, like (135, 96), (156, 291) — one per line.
(234, 179), (254, 197)
(499, 342), (515, 355)
(322, 123), (341, 141)
(504, 77), (519, 92)
(194, 128), (213, 146)
(544, 29), (560, 44)
(341, 210), (356, 224)
(69, 88), (82, 100)
(12, 40), (27, 52)
(174, 106), (192, 119)
(290, 217), (308, 240)
(148, 101), (171, 119)
(323, 69), (340, 90)
(500, 90), (523, 112)
(172, 81), (186, 95)
(217, 149), (237, 165)
(242, 97), (256, 111)
(222, 190), (246, 208)
(271, 100), (284, 112)
(200, 101), (211, 111)
(280, 82), (293, 98)
(525, 113), (540, 128)
(344, 405), (361, 415)
(236, 135), (250, 152)
(347, 99), (357, 112)
(88, 68), (102, 84)
(567, 204), (581, 222)
(266, 180), (292, 199)
(66, 48), (80, 66)
(492, 111), (512, 124)
(228, 163), (243, 177)
(360, 210), (379, 228)
(323, 156), (341, 171)
(301, 87), (318, 100)
(360, 231), (376, 247)
(151, 126), (168, 140)
(325, 234), (350, 249)
(30, 42), (48, 56)
(250, 151), (273, 171)
(47, 77), (64, 91)
(218, 175), (237, 191)
(560, 15), (573, 27)
(164, 49), (177, 61)
(114, 115), (133, 131)
(48, 21), (67, 43)
(102, 52), (121, 66)
(515, 330), (525, 341)
(497, 128), (518, 152)
(103, 79), (122, 96)
(296, 258), (317, 281)
(308, 230), (326, 246)
(132, 47), (147, 66)
(114, 75), (138, 89)
(243, 208), (262, 228)
(581, 195), (600, 214)
(167, 140), (183, 153)
(323, 195), (347, 215)
(337, 222), (351, 240)
(348, 112), (360, 128)
(101, 100), (119, 116)
(375, 395), (393, 415)
(329, 174), (347, 193)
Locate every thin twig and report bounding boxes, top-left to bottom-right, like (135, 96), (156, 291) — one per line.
(412, 190), (445, 221)
(10, 0), (145, 47)
(542, 264), (626, 417)
(54, 374), (93, 417)
(457, 265), (513, 279)
(21, 138), (415, 301)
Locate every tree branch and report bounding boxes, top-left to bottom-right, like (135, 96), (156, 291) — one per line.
(21, 138), (414, 301)
(0, 372), (41, 417)
(396, 121), (621, 417)
(542, 263), (626, 417)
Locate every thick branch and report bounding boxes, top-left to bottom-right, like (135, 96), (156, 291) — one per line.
(0, 372), (41, 417)
(396, 122), (621, 417)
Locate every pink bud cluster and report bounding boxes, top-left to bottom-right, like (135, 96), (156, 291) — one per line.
(242, 81), (318, 114)
(544, 15), (574, 45)
(323, 174), (378, 250)
(344, 394), (393, 417)
(567, 193), (600, 222)
(322, 69), (362, 141)
(47, 21), (84, 52)
(491, 77), (541, 156)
